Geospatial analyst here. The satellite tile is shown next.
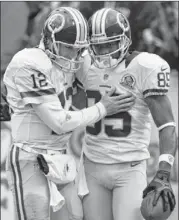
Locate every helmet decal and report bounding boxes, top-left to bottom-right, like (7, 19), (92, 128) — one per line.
(47, 14), (65, 33)
(117, 13), (130, 32)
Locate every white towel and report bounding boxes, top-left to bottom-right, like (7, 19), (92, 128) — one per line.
(42, 153), (77, 184)
(47, 179), (65, 212)
(77, 148), (89, 199)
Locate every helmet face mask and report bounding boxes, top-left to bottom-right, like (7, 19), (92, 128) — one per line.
(90, 35), (131, 68)
(88, 8), (132, 69)
(42, 7), (89, 72)
(47, 41), (86, 72)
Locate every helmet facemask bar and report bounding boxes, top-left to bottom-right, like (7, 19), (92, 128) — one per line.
(90, 34), (131, 69)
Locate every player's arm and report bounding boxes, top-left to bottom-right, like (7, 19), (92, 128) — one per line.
(145, 95), (177, 171)
(143, 96), (177, 212)
(142, 58), (176, 212)
(32, 100), (106, 134)
(33, 87), (135, 134)
(13, 66), (134, 135)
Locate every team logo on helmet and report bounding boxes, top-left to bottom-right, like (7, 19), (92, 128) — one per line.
(120, 74), (135, 89)
(117, 13), (130, 32)
(48, 14), (65, 33)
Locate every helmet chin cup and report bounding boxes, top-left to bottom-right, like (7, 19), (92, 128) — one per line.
(93, 56), (119, 69)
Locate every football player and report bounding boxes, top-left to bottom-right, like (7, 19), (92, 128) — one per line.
(75, 8), (177, 220)
(3, 7), (135, 220)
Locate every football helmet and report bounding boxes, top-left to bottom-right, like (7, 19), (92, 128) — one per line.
(88, 8), (132, 69)
(42, 7), (89, 72)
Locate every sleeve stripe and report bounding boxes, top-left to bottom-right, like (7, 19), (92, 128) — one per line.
(20, 88), (56, 98)
(143, 89), (168, 96)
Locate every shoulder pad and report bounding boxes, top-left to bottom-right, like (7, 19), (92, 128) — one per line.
(125, 50), (141, 67)
(13, 48), (52, 74)
(136, 52), (168, 70)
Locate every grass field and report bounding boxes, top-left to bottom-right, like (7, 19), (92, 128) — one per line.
(1, 182), (178, 220)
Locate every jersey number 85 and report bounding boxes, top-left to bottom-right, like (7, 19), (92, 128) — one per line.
(86, 90), (132, 137)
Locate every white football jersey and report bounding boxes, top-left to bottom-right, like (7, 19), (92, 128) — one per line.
(3, 48), (75, 150)
(76, 51), (170, 163)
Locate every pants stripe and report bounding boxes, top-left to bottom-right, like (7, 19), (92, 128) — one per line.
(10, 145), (21, 220)
(10, 146), (27, 220)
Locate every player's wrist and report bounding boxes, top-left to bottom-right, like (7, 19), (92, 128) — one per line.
(158, 154), (174, 172)
(159, 154), (175, 166)
(96, 102), (107, 117)
(158, 161), (172, 173)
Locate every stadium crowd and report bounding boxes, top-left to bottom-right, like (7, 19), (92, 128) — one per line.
(5, 1), (179, 70)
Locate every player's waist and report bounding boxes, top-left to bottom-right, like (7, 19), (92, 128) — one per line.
(84, 154), (147, 170)
(85, 136), (150, 149)
(83, 142), (150, 164)
(13, 143), (67, 155)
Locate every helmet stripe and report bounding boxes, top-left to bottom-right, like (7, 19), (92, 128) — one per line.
(73, 8), (87, 42)
(92, 10), (98, 36)
(99, 9), (107, 34)
(63, 7), (81, 44)
(101, 8), (111, 36)
(92, 8), (107, 35)
(95, 8), (106, 35)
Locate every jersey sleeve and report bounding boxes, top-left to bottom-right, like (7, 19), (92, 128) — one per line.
(141, 54), (170, 98)
(14, 66), (59, 105)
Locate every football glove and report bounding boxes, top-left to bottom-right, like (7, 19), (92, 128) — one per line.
(143, 170), (176, 212)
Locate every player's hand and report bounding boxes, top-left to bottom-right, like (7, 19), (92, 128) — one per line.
(143, 170), (176, 212)
(100, 87), (135, 115)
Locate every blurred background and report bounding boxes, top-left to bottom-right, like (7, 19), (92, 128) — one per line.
(1, 1), (178, 220)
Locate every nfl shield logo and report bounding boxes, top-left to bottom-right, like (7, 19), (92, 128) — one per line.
(103, 74), (109, 80)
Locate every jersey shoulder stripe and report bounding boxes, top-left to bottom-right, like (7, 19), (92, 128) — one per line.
(20, 88), (56, 98)
(143, 88), (168, 97)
